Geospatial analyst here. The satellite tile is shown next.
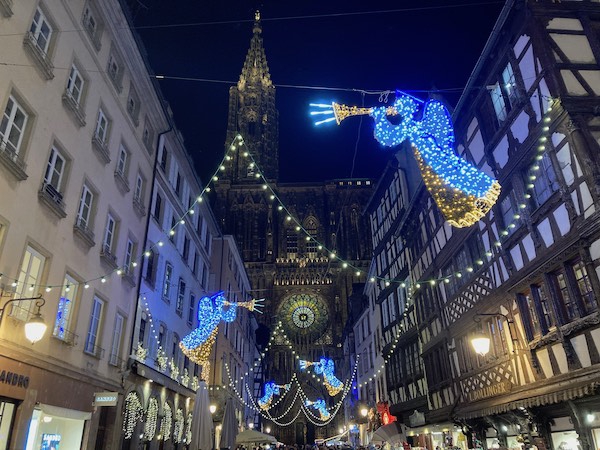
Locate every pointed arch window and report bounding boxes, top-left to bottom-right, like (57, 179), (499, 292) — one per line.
(304, 217), (319, 258)
(286, 228), (298, 259)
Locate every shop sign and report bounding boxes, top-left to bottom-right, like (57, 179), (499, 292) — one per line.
(409, 409), (425, 427)
(467, 380), (512, 402)
(0, 369), (29, 389)
(94, 391), (119, 406)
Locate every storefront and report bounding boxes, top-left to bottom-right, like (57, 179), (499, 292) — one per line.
(0, 354), (121, 449)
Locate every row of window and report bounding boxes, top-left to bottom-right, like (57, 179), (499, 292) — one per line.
(24, 4), (155, 141)
(143, 249), (207, 323)
(138, 312), (199, 378)
(14, 246), (125, 364)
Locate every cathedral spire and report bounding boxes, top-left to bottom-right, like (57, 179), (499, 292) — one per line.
(239, 9), (272, 86)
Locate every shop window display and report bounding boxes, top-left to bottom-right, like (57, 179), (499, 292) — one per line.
(25, 408), (86, 450)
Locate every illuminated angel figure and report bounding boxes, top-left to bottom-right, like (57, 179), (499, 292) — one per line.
(180, 292), (263, 381)
(299, 358), (343, 396)
(310, 94), (500, 228)
(305, 399), (331, 421)
(258, 382), (291, 410)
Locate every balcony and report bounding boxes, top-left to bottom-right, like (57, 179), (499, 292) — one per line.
(91, 134), (111, 164)
(114, 170), (130, 194)
(23, 31), (54, 80)
(133, 195), (146, 218)
(83, 17), (102, 51)
(108, 353), (127, 370)
(38, 182), (67, 218)
(73, 217), (95, 248)
(52, 329), (78, 346)
(122, 267), (136, 287)
(84, 342), (105, 359)
(62, 92), (86, 127)
(0, 0), (13, 17)
(0, 140), (28, 180)
(100, 245), (118, 269)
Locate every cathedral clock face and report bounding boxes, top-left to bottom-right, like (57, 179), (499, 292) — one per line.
(278, 293), (329, 342)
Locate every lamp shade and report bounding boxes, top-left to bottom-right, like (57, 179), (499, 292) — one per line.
(24, 313), (47, 344)
(471, 334), (491, 356)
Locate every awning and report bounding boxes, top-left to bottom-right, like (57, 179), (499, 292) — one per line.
(37, 403), (92, 420)
(371, 422), (405, 444)
(456, 381), (598, 420)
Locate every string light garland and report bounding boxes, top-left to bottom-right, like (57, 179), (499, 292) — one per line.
(173, 408), (185, 444)
(0, 93), (554, 301)
(160, 403), (172, 441)
(123, 392), (144, 439)
(143, 397), (159, 441)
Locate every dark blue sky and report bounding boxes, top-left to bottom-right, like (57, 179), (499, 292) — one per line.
(129, 0), (504, 183)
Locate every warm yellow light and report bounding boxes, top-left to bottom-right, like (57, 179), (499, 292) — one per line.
(360, 407), (368, 417)
(209, 404), (217, 414)
(25, 313), (47, 344)
(471, 334), (491, 356)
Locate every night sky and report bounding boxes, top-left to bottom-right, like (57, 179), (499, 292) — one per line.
(128, 0), (504, 184)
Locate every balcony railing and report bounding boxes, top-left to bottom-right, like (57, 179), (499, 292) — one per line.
(52, 329), (78, 346)
(91, 134), (111, 164)
(133, 195), (146, 217)
(100, 244), (118, 269)
(38, 182), (66, 218)
(0, 0), (13, 17)
(23, 31), (54, 80)
(62, 91), (86, 127)
(114, 169), (130, 193)
(73, 217), (95, 248)
(84, 342), (105, 359)
(0, 139), (28, 180)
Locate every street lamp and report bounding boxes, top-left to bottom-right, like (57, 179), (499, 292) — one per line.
(471, 312), (517, 357)
(360, 407), (369, 418)
(210, 404), (217, 414)
(265, 426), (271, 434)
(0, 294), (47, 344)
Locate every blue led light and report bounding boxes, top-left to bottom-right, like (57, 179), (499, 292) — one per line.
(310, 93), (501, 227)
(258, 381), (290, 410)
(300, 358), (343, 396)
(305, 399), (330, 420)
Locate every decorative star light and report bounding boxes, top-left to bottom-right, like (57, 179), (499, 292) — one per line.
(305, 399), (331, 421)
(300, 358), (343, 396)
(258, 381), (291, 410)
(180, 292), (263, 380)
(310, 93), (501, 227)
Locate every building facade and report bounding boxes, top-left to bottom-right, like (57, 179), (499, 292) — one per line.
(0, 0), (165, 448)
(369, 2), (600, 450)
(212, 13), (374, 445)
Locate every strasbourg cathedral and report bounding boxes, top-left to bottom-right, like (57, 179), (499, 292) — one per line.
(212, 13), (375, 443)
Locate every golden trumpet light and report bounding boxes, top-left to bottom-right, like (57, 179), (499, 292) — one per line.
(331, 102), (398, 125)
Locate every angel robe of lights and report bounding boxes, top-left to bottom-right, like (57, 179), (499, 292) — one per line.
(369, 95), (501, 227)
(299, 358), (343, 396)
(305, 399), (331, 421)
(179, 292), (238, 381)
(258, 382), (290, 410)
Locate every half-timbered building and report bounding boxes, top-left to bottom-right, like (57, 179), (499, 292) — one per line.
(371, 1), (600, 449)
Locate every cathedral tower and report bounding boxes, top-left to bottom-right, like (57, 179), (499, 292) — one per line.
(213, 12), (374, 444)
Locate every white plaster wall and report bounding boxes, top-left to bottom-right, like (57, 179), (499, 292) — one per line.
(551, 343), (568, 375)
(553, 204), (571, 236)
(537, 218), (553, 248)
(547, 18), (583, 31)
(551, 34), (596, 64)
(570, 334), (591, 368)
(493, 136), (509, 169)
(522, 233), (536, 262)
(510, 245), (524, 271)
(536, 348), (553, 379)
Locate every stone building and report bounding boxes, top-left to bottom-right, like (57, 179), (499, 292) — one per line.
(0, 0), (163, 448)
(212, 12), (375, 444)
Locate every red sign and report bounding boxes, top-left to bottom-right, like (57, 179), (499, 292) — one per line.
(377, 401), (397, 425)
